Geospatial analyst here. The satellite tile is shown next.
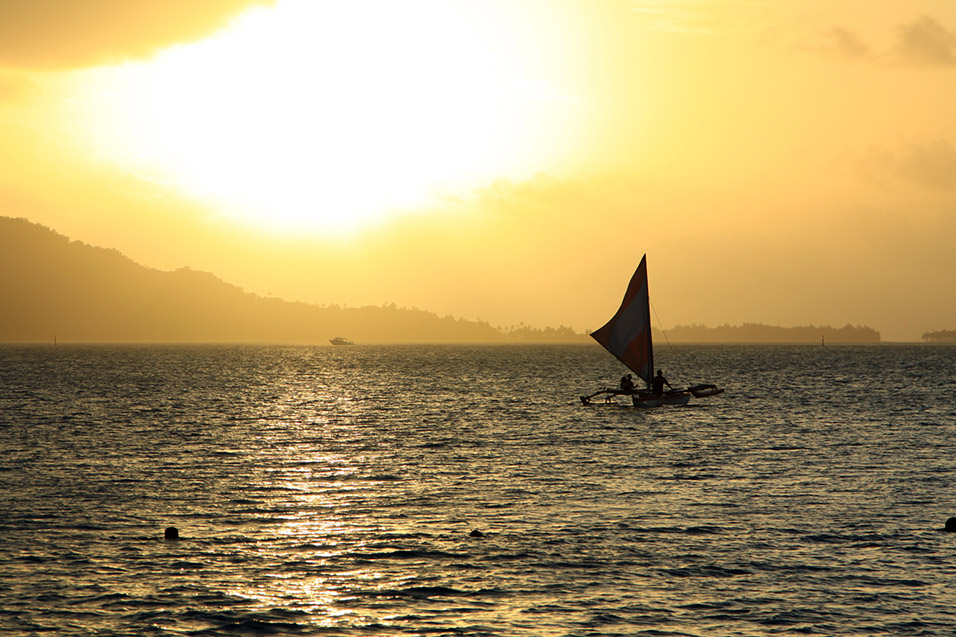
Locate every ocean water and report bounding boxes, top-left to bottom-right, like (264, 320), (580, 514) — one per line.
(1, 343), (956, 636)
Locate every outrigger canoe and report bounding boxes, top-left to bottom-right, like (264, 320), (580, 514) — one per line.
(581, 255), (724, 408)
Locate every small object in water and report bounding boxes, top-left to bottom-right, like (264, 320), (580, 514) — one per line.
(945, 518), (956, 533)
(469, 529), (484, 538)
(164, 526), (180, 540)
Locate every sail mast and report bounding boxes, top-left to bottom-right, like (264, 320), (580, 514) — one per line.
(646, 262), (654, 391)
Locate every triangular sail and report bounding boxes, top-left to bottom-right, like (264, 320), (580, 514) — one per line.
(590, 255), (654, 387)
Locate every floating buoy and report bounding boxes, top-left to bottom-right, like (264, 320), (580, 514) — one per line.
(945, 518), (956, 533)
(164, 526), (180, 540)
(469, 529), (484, 538)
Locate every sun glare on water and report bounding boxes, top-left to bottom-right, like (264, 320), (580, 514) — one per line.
(70, 0), (581, 235)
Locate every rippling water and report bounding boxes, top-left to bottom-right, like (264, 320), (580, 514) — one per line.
(2, 343), (956, 636)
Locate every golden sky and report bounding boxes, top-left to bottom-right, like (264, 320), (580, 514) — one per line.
(2, 0), (955, 341)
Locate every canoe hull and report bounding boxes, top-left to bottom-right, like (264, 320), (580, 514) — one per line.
(579, 388), (707, 407)
(632, 391), (691, 408)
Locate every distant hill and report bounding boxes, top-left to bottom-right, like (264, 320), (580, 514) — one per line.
(656, 323), (881, 343)
(0, 216), (585, 343)
(922, 330), (956, 343)
(1, 216), (887, 345)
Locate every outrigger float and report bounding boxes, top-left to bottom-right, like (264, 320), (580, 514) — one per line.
(581, 255), (724, 408)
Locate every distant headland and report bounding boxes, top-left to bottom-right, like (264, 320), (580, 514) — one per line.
(0, 216), (580, 344)
(656, 323), (881, 344)
(0, 216), (890, 344)
(922, 330), (956, 343)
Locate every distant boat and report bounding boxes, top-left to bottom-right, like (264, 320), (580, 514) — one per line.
(329, 337), (354, 346)
(581, 255), (723, 407)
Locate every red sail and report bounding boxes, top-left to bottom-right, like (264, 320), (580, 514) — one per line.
(590, 255), (654, 386)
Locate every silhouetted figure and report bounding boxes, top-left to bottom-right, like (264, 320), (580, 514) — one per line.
(164, 526), (180, 540)
(652, 369), (672, 396)
(620, 374), (636, 394)
(945, 518), (956, 533)
(470, 529), (484, 538)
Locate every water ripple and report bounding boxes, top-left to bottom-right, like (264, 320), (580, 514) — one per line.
(2, 344), (956, 635)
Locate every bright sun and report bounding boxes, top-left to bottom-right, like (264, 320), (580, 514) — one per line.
(70, 0), (582, 235)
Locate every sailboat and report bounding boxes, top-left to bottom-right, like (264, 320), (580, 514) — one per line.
(581, 255), (723, 407)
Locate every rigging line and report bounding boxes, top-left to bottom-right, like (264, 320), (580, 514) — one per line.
(650, 301), (673, 350)
(650, 300), (680, 382)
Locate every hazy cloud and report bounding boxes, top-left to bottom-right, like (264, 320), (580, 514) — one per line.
(895, 15), (956, 65)
(897, 141), (956, 190)
(630, 5), (720, 35)
(0, 0), (272, 70)
(822, 16), (956, 66)
(0, 71), (39, 101)
(826, 26), (870, 60)
(872, 140), (956, 191)
(628, 0), (761, 35)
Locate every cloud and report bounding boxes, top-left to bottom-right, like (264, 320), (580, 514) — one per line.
(630, 6), (719, 35)
(895, 141), (956, 190)
(895, 15), (956, 65)
(826, 26), (870, 60)
(869, 140), (956, 191)
(628, 0), (758, 35)
(0, 71), (40, 101)
(821, 16), (956, 66)
(0, 0), (272, 70)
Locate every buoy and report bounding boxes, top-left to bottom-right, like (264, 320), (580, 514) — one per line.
(469, 529), (484, 538)
(945, 518), (956, 533)
(164, 526), (180, 540)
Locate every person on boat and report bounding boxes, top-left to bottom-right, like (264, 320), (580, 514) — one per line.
(620, 374), (636, 394)
(652, 369), (672, 396)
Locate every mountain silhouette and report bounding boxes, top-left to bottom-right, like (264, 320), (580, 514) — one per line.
(0, 216), (525, 343)
(1, 216), (885, 344)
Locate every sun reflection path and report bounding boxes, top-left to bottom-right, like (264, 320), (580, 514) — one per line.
(211, 346), (504, 633)
(227, 479), (408, 629)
